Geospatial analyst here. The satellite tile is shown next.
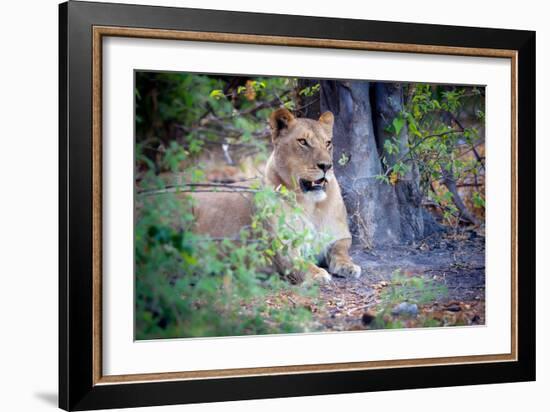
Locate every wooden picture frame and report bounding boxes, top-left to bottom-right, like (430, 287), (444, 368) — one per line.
(59, 1), (535, 410)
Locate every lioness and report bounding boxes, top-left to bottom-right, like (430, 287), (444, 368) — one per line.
(191, 108), (361, 284)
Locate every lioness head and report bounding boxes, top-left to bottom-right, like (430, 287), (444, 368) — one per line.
(268, 108), (335, 202)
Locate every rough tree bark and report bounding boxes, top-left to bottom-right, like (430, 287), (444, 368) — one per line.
(296, 78), (321, 119)
(320, 80), (439, 248)
(372, 83), (426, 242)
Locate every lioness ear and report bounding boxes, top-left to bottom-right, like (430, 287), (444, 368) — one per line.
(269, 108), (296, 139)
(318, 111), (334, 128)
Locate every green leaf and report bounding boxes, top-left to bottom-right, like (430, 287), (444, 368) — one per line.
(338, 152), (350, 166)
(392, 117), (405, 136)
(375, 174), (390, 185)
(406, 116), (422, 137)
(472, 192), (486, 208)
(181, 252), (198, 266)
(283, 100), (295, 110)
(209, 89), (224, 100)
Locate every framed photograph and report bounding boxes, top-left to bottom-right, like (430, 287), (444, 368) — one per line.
(59, 1), (535, 410)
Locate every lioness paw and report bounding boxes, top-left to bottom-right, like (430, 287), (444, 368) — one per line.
(330, 260), (362, 279)
(309, 267), (332, 285)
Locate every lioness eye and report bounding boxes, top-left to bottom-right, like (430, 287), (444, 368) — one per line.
(297, 138), (309, 147)
(326, 140), (332, 148)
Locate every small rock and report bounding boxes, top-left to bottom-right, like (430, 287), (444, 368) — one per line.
(361, 310), (376, 326)
(391, 302), (419, 317)
(446, 303), (462, 312)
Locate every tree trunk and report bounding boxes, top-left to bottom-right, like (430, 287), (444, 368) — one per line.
(373, 83), (426, 242)
(320, 80), (437, 247)
(296, 79), (321, 119)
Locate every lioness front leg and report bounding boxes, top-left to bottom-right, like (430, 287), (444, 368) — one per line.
(327, 238), (362, 279)
(272, 252), (332, 285)
(305, 263), (332, 285)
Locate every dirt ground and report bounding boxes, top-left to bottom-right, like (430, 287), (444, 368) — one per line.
(266, 227), (486, 332)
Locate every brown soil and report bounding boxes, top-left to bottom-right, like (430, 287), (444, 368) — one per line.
(264, 227), (486, 332)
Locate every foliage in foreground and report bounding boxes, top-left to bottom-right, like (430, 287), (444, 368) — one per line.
(134, 148), (322, 339)
(134, 73), (335, 339)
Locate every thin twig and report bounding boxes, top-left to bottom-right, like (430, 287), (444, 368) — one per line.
(138, 183), (261, 196)
(384, 129), (464, 176)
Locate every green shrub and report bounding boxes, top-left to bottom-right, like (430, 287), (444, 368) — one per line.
(135, 146), (320, 339)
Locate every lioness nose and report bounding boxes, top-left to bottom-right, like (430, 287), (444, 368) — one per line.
(317, 162), (332, 172)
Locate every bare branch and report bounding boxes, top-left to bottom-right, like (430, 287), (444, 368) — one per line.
(138, 182), (261, 196)
(384, 129), (464, 176)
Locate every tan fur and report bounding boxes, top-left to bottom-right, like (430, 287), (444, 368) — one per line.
(190, 109), (361, 284)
